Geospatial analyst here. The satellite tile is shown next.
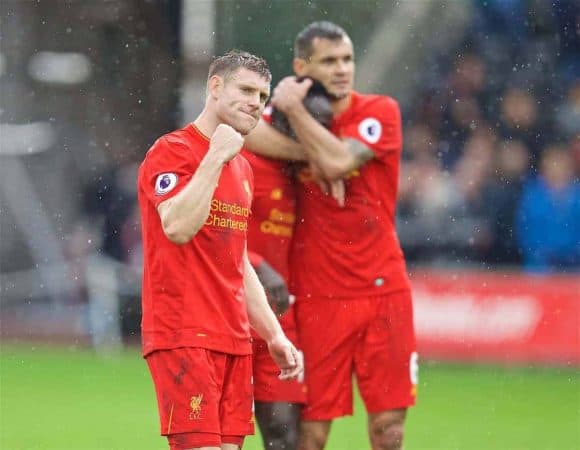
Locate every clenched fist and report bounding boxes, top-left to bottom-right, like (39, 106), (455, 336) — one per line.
(209, 123), (244, 163)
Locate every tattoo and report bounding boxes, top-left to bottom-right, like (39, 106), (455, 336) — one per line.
(345, 138), (374, 166)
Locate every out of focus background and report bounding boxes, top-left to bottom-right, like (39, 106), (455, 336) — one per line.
(1, 1), (578, 449)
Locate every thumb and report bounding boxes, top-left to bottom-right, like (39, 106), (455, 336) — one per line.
(299, 77), (313, 93)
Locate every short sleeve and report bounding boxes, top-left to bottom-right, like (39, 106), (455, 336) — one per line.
(341, 96), (402, 160)
(138, 136), (199, 208)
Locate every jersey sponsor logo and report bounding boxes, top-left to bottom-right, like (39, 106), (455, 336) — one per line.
(268, 208), (295, 224)
(260, 220), (292, 237)
(358, 117), (382, 144)
(155, 173), (178, 195)
(189, 394), (203, 420)
(205, 199), (249, 231)
(260, 207), (295, 237)
(210, 199), (249, 217)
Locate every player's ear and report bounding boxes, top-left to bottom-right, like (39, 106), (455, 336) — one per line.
(293, 58), (307, 77)
(208, 75), (223, 100)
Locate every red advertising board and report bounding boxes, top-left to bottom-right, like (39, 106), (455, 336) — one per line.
(410, 269), (580, 366)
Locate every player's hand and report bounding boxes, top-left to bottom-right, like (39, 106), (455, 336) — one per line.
(254, 260), (290, 316)
(270, 77), (333, 140)
(329, 179), (346, 207)
(209, 124), (244, 163)
(316, 179), (346, 207)
(271, 76), (313, 114)
(311, 163), (346, 207)
(266, 333), (304, 381)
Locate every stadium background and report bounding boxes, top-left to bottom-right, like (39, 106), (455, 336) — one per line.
(0, 1), (578, 449)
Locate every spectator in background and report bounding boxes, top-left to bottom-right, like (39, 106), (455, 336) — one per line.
(84, 163), (141, 267)
(486, 139), (531, 265)
(402, 123), (439, 164)
(516, 144), (580, 272)
(448, 129), (497, 261)
(497, 87), (544, 162)
(398, 123), (457, 261)
(438, 54), (488, 168)
(397, 154), (458, 262)
(440, 96), (483, 168)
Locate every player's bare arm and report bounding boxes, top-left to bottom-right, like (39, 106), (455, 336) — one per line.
(245, 118), (307, 161)
(157, 124), (243, 244)
(243, 250), (287, 342)
(272, 77), (373, 180)
(243, 250), (303, 380)
(309, 162), (346, 207)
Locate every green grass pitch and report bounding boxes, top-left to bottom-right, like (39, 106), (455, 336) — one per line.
(1, 344), (578, 450)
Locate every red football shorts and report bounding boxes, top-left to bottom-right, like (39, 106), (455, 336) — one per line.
(252, 327), (308, 404)
(295, 290), (418, 421)
(146, 347), (254, 448)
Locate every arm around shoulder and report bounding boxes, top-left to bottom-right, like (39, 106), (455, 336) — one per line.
(284, 103), (372, 180)
(244, 119), (306, 161)
(292, 95), (401, 179)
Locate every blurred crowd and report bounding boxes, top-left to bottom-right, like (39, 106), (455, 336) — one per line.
(398, 0), (580, 272)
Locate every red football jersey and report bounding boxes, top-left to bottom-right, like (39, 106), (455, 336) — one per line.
(242, 149), (297, 332)
(138, 124), (254, 356)
(290, 92), (411, 298)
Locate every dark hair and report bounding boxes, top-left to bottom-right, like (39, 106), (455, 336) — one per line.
(294, 21), (349, 59)
(208, 50), (271, 82)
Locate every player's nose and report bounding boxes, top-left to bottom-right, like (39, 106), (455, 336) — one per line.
(335, 60), (350, 74)
(246, 92), (261, 109)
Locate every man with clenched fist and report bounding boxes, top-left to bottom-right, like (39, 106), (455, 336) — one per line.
(137, 50), (303, 450)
